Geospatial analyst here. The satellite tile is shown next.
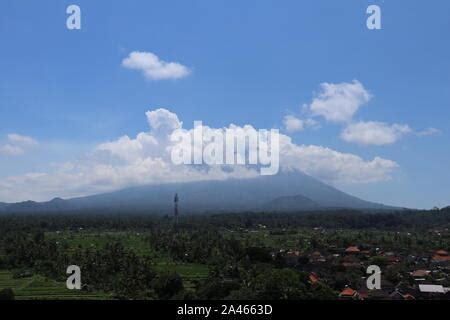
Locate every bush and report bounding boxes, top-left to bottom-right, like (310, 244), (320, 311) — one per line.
(0, 288), (15, 300)
(153, 272), (184, 299)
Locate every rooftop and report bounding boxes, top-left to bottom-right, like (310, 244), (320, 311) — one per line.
(345, 246), (360, 253)
(419, 284), (445, 294)
(340, 287), (358, 297)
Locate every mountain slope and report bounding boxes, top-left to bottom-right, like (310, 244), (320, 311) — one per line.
(264, 194), (320, 211)
(1, 198), (73, 213)
(0, 203), (9, 212)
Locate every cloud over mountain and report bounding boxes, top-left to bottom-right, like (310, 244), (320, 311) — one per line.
(0, 109), (398, 202)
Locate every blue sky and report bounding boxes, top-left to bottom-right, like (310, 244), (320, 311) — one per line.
(0, 0), (449, 208)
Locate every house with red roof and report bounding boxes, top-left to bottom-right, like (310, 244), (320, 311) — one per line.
(339, 287), (361, 300)
(431, 249), (450, 265)
(345, 246), (360, 254)
(410, 269), (431, 278)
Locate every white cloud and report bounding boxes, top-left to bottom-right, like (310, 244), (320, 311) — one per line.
(309, 80), (372, 123)
(0, 134), (38, 156)
(292, 80), (437, 147)
(417, 127), (441, 137)
(284, 115), (303, 132)
(279, 137), (398, 184)
(146, 108), (182, 132)
(0, 109), (398, 202)
(283, 115), (317, 133)
(0, 144), (24, 156)
(8, 133), (38, 146)
(122, 51), (191, 80)
(340, 121), (412, 146)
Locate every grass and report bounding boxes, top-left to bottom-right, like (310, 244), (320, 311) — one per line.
(0, 270), (111, 300)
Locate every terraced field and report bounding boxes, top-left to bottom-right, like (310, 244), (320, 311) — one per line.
(0, 270), (111, 300)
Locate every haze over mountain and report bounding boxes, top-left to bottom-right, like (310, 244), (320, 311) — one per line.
(0, 171), (400, 213)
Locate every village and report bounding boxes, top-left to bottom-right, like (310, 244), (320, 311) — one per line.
(277, 240), (450, 300)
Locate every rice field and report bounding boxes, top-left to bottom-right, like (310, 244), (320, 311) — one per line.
(0, 270), (111, 300)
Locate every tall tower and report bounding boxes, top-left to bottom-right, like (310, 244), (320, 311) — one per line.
(174, 193), (179, 225)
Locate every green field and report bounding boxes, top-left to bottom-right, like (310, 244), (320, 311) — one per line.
(0, 270), (111, 300)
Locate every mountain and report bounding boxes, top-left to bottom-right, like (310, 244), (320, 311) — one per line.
(0, 202), (9, 211)
(1, 198), (73, 213)
(0, 171), (398, 213)
(264, 195), (320, 212)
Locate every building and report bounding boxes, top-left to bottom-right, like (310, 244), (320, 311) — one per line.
(419, 284), (446, 294)
(431, 249), (450, 266)
(390, 290), (416, 300)
(411, 269), (431, 278)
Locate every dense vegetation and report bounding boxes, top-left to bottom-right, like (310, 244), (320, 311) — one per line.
(0, 207), (449, 300)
